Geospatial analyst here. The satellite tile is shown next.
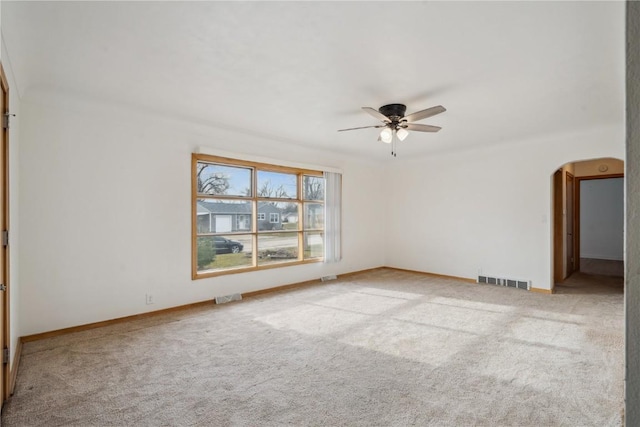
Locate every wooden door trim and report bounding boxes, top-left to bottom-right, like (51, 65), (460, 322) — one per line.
(0, 61), (9, 404)
(574, 173), (624, 273)
(553, 170), (563, 286)
(565, 172), (575, 279)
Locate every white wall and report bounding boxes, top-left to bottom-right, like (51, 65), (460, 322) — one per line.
(17, 91), (385, 335)
(384, 126), (624, 290)
(579, 177), (624, 260)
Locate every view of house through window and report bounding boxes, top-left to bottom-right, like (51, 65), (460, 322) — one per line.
(193, 154), (325, 278)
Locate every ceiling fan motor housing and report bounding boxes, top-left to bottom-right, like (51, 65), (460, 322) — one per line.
(378, 104), (407, 121)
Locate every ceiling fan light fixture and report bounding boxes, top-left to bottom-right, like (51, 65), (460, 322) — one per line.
(396, 127), (409, 141)
(380, 127), (393, 143)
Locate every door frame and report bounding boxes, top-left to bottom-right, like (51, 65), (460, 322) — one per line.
(565, 172), (575, 278)
(553, 170), (564, 284)
(0, 61), (10, 406)
(552, 169), (576, 285)
(574, 173), (625, 272)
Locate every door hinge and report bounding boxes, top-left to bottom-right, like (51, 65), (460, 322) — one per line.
(0, 284), (6, 291)
(2, 348), (9, 365)
(2, 230), (8, 247)
(2, 113), (15, 129)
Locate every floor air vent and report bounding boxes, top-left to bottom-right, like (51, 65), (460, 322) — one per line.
(478, 276), (530, 291)
(215, 293), (242, 304)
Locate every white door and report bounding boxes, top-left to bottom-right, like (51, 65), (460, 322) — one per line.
(215, 215), (232, 233)
(237, 215), (249, 230)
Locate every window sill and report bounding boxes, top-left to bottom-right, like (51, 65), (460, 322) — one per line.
(192, 258), (323, 280)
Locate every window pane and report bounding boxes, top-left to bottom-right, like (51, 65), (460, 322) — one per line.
(304, 232), (324, 259)
(197, 162), (251, 196)
(304, 203), (324, 230)
(303, 175), (324, 200)
(258, 232), (298, 265)
(258, 201), (296, 231)
(281, 202), (300, 231)
(257, 171), (297, 199)
(197, 235), (253, 272)
(197, 199), (252, 233)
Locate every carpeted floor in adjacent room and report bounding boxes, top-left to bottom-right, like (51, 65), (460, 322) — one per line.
(1, 268), (624, 426)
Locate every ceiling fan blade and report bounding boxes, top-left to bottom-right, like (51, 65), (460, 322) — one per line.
(362, 107), (391, 123)
(337, 125), (384, 132)
(404, 123), (442, 132)
(403, 105), (446, 122)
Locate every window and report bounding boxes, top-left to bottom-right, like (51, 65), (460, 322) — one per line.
(192, 154), (325, 278)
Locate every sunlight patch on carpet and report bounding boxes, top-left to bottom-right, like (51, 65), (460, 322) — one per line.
(351, 287), (424, 301)
(255, 304), (370, 336)
(507, 317), (585, 351)
(526, 308), (587, 324)
(431, 296), (516, 314)
(338, 318), (475, 367)
(393, 301), (509, 335)
(477, 340), (597, 394)
(313, 291), (410, 315)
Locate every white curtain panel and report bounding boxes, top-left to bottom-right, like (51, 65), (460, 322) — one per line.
(324, 172), (342, 263)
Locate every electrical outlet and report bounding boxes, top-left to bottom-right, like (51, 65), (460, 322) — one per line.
(146, 294), (154, 305)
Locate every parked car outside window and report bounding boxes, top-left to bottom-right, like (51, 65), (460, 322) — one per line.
(213, 236), (243, 254)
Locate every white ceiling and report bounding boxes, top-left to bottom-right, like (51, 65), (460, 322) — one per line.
(1, 1), (625, 160)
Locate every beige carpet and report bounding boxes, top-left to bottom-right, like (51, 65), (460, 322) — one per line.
(2, 268), (624, 426)
(578, 258), (624, 278)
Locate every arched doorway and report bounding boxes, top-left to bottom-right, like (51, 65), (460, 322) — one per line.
(552, 157), (624, 290)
